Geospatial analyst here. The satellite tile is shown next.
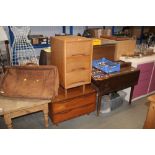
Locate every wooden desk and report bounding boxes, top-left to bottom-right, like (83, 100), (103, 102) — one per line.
(48, 84), (96, 124)
(95, 38), (136, 60)
(0, 96), (50, 129)
(92, 66), (140, 116)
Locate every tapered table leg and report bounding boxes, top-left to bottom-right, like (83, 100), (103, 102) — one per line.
(97, 95), (102, 116)
(4, 113), (13, 129)
(43, 104), (49, 128)
(129, 86), (134, 104)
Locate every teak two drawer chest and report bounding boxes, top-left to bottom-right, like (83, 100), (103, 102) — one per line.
(51, 36), (93, 90)
(49, 85), (96, 124)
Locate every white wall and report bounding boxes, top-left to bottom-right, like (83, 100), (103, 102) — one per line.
(30, 26), (86, 36)
(30, 26), (62, 36)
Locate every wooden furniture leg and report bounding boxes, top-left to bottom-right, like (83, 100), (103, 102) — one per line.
(97, 94), (102, 116)
(144, 95), (155, 128)
(129, 86), (134, 104)
(65, 89), (67, 98)
(3, 113), (13, 129)
(82, 85), (85, 94)
(43, 104), (49, 128)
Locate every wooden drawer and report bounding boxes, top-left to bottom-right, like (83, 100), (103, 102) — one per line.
(48, 84), (96, 124)
(51, 103), (96, 124)
(66, 41), (92, 57)
(52, 93), (96, 114)
(65, 69), (91, 88)
(66, 55), (91, 73)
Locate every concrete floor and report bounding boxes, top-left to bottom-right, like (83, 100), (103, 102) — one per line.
(0, 97), (149, 129)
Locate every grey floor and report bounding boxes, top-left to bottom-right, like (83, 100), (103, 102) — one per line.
(0, 97), (149, 129)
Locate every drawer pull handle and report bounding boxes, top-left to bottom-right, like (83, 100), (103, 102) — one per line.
(57, 103), (94, 114)
(59, 109), (70, 114)
(69, 81), (86, 85)
(71, 67), (86, 72)
(71, 54), (88, 57)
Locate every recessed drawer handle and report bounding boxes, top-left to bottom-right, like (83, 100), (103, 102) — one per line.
(69, 80), (86, 85)
(71, 67), (86, 72)
(57, 103), (94, 114)
(71, 54), (88, 57)
(58, 109), (70, 114)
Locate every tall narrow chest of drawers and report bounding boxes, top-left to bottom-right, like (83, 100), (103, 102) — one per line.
(51, 36), (93, 89)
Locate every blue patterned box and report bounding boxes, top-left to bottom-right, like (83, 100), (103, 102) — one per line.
(92, 58), (120, 73)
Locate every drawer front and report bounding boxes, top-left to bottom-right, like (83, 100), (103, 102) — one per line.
(66, 55), (91, 73)
(51, 103), (96, 124)
(95, 70), (139, 94)
(66, 41), (92, 57)
(52, 93), (96, 114)
(65, 69), (91, 88)
(137, 62), (154, 72)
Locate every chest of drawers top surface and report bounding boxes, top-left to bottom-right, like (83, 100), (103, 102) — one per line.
(51, 36), (92, 41)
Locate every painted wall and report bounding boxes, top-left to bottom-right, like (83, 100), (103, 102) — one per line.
(30, 26), (86, 36)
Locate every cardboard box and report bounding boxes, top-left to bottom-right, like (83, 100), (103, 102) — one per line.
(87, 28), (104, 38)
(130, 27), (150, 38)
(32, 37), (48, 45)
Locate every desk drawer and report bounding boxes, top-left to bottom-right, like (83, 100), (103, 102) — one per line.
(98, 71), (139, 94)
(66, 69), (91, 88)
(66, 55), (91, 73)
(66, 41), (92, 57)
(52, 93), (96, 114)
(51, 103), (95, 124)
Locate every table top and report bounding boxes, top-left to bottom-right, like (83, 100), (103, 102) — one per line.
(52, 84), (96, 103)
(91, 65), (140, 95)
(92, 66), (139, 81)
(0, 96), (51, 115)
(120, 54), (155, 67)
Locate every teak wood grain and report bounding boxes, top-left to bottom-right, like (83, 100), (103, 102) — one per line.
(51, 36), (93, 89)
(48, 84), (96, 124)
(144, 94), (155, 129)
(100, 38), (136, 60)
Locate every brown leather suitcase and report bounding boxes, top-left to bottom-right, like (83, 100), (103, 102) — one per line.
(0, 65), (59, 99)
